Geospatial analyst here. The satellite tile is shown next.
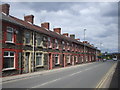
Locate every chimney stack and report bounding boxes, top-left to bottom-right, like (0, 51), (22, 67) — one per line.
(41, 22), (50, 30)
(76, 38), (80, 41)
(53, 28), (61, 34)
(24, 15), (34, 24)
(0, 4), (10, 15)
(63, 33), (69, 37)
(83, 41), (88, 44)
(70, 34), (75, 39)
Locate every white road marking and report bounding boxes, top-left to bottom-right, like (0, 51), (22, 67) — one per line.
(30, 64), (103, 88)
(1, 62), (97, 84)
(95, 63), (117, 88)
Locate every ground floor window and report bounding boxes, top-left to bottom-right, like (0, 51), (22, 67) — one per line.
(74, 56), (78, 63)
(54, 54), (59, 65)
(3, 51), (15, 69)
(66, 55), (71, 63)
(36, 53), (43, 66)
(81, 56), (83, 62)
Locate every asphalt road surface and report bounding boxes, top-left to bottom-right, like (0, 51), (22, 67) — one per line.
(2, 60), (117, 88)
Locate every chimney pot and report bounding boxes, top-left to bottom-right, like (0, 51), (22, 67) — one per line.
(83, 41), (88, 44)
(24, 15), (34, 24)
(63, 33), (69, 37)
(41, 22), (50, 30)
(76, 38), (80, 41)
(0, 4), (10, 15)
(70, 34), (75, 39)
(53, 28), (61, 34)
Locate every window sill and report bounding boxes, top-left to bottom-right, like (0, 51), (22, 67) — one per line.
(25, 44), (32, 46)
(2, 68), (16, 71)
(5, 41), (15, 44)
(37, 45), (43, 47)
(55, 63), (60, 65)
(67, 62), (71, 64)
(36, 65), (43, 68)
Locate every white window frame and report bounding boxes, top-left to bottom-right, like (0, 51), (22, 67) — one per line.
(36, 34), (42, 46)
(55, 39), (59, 49)
(67, 55), (71, 63)
(75, 56), (78, 63)
(48, 37), (52, 48)
(5, 27), (14, 43)
(25, 32), (31, 45)
(55, 54), (59, 65)
(62, 41), (65, 49)
(3, 51), (15, 71)
(35, 53), (43, 67)
(81, 56), (83, 62)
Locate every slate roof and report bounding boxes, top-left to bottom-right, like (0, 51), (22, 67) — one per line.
(1, 13), (99, 50)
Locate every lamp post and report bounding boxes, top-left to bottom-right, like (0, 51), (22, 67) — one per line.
(100, 43), (103, 61)
(95, 47), (97, 61)
(84, 29), (86, 63)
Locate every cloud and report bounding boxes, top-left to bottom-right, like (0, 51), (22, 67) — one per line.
(6, 2), (118, 53)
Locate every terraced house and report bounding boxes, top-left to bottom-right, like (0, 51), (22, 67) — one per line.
(0, 4), (100, 77)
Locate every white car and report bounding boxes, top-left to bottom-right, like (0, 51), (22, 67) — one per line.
(113, 58), (117, 61)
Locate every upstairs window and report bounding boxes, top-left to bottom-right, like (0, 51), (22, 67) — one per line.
(3, 51), (15, 69)
(6, 27), (14, 43)
(48, 37), (52, 48)
(25, 32), (30, 44)
(62, 41), (65, 49)
(36, 35), (42, 46)
(55, 39), (58, 49)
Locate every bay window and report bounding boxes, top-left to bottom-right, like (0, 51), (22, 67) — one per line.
(3, 51), (15, 69)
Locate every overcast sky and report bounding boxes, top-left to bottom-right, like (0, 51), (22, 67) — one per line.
(3, 2), (118, 53)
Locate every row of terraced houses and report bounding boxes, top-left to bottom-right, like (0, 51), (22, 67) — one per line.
(0, 4), (100, 77)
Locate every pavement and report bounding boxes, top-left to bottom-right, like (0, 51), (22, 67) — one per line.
(109, 60), (119, 89)
(1, 60), (118, 89)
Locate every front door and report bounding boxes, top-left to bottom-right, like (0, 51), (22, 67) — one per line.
(49, 53), (52, 70)
(25, 52), (30, 73)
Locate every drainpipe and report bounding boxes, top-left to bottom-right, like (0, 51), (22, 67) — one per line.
(32, 32), (35, 72)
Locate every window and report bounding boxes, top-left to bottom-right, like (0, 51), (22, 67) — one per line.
(25, 32), (31, 44)
(3, 51), (15, 69)
(48, 37), (52, 48)
(55, 39), (58, 49)
(6, 27), (14, 43)
(62, 41), (65, 49)
(36, 35), (42, 46)
(66, 55), (71, 63)
(75, 56), (78, 62)
(36, 53), (43, 66)
(55, 54), (59, 65)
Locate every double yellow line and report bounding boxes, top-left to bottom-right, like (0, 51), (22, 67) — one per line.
(95, 63), (117, 89)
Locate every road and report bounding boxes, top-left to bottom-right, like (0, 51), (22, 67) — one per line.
(2, 61), (117, 88)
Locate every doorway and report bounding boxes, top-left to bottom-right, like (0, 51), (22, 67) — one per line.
(25, 52), (30, 73)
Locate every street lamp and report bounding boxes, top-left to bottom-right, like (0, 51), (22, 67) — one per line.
(84, 29), (86, 63)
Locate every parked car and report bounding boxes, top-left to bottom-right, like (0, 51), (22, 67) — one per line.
(113, 56), (117, 61)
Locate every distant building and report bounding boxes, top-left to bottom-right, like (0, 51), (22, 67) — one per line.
(0, 4), (100, 77)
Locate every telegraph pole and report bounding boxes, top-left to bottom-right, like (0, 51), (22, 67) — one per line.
(84, 29), (86, 63)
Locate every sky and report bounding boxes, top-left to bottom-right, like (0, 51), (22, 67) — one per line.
(2, 1), (119, 53)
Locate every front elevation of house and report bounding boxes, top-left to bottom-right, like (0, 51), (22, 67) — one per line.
(0, 4), (101, 77)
